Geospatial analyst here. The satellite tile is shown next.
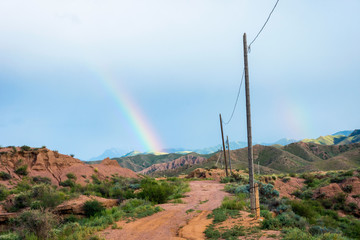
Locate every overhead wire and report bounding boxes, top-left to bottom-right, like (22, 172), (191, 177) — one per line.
(223, 68), (245, 125)
(248, 0), (280, 53)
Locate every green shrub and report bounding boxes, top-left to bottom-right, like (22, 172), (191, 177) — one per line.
(0, 185), (9, 201)
(13, 192), (31, 210)
(20, 145), (31, 151)
(0, 171), (11, 180)
(31, 184), (66, 208)
(208, 208), (241, 223)
(30, 200), (42, 210)
(204, 224), (221, 239)
(283, 177), (291, 183)
(282, 228), (314, 240)
(290, 200), (318, 223)
(138, 179), (173, 204)
(0, 232), (19, 240)
(120, 198), (161, 218)
(14, 165), (28, 176)
(66, 173), (77, 180)
(13, 209), (58, 240)
(221, 194), (246, 210)
(59, 179), (75, 188)
(262, 211), (307, 230)
(221, 225), (245, 238)
(83, 200), (105, 217)
(32, 176), (51, 185)
(12, 184), (66, 211)
(91, 174), (101, 184)
(260, 210), (273, 220)
(342, 185), (352, 193)
(267, 198), (291, 214)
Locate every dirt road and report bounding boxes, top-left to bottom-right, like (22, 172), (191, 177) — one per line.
(100, 180), (229, 240)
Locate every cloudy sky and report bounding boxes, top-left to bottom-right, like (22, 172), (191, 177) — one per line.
(1, 0), (359, 159)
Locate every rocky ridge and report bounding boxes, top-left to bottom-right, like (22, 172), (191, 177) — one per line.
(139, 155), (207, 175)
(0, 147), (138, 187)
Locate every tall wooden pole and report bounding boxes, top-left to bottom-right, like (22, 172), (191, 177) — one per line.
(243, 33), (255, 213)
(226, 136), (232, 172)
(219, 114), (228, 176)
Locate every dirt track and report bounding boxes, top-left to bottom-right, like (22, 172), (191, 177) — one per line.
(100, 180), (229, 240)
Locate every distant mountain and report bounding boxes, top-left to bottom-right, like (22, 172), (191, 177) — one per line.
(270, 138), (297, 146)
(302, 129), (360, 145)
(89, 138), (299, 161)
(146, 142), (360, 176)
(160, 148), (189, 153)
(88, 148), (128, 161)
(332, 130), (353, 136)
(122, 150), (142, 157)
(193, 139), (297, 155)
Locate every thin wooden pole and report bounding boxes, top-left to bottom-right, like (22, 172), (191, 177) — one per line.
(219, 114), (228, 176)
(226, 136), (232, 173)
(243, 33), (255, 213)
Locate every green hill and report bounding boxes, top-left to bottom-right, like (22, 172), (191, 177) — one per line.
(147, 142), (360, 176)
(302, 129), (360, 145)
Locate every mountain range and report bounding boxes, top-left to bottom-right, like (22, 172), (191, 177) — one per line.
(85, 129), (360, 176)
(88, 138), (298, 161)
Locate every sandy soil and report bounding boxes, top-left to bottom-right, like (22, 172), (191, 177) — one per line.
(274, 177), (305, 199)
(100, 180), (229, 240)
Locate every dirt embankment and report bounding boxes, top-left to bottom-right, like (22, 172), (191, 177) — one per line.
(273, 177), (305, 199)
(0, 147), (138, 187)
(100, 181), (229, 240)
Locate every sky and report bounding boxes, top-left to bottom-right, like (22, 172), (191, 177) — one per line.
(0, 0), (359, 160)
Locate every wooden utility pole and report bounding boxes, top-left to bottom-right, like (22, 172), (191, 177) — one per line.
(243, 33), (256, 214)
(226, 136), (232, 172)
(219, 114), (229, 176)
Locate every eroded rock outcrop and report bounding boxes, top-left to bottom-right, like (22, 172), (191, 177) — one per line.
(139, 155), (207, 175)
(0, 147), (138, 187)
(53, 195), (118, 215)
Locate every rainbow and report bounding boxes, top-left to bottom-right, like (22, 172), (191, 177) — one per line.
(98, 70), (162, 152)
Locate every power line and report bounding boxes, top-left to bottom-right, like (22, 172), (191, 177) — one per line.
(223, 68), (245, 125)
(248, 0), (280, 52)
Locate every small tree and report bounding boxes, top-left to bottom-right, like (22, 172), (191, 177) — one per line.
(14, 209), (58, 240)
(15, 165), (28, 176)
(83, 200), (105, 217)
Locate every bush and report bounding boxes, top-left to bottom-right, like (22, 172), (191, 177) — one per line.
(20, 145), (31, 151)
(120, 198), (161, 218)
(13, 192), (31, 210)
(32, 176), (51, 185)
(208, 208), (241, 223)
(14, 165), (28, 176)
(290, 200), (318, 222)
(13, 209), (58, 240)
(342, 185), (352, 193)
(282, 228), (313, 240)
(283, 177), (291, 183)
(83, 200), (105, 217)
(59, 179), (75, 188)
(31, 184), (66, 208)
(221, 194), (246, 210)
(259, 183), (279, 203)
(138, 179), (173, 204)
(66, 173), (77, 180)
(262, 211), (307, 230)
(0, 185), (9, 201)
(12, 184), (66, 211)
(0, 171), (11, 180)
